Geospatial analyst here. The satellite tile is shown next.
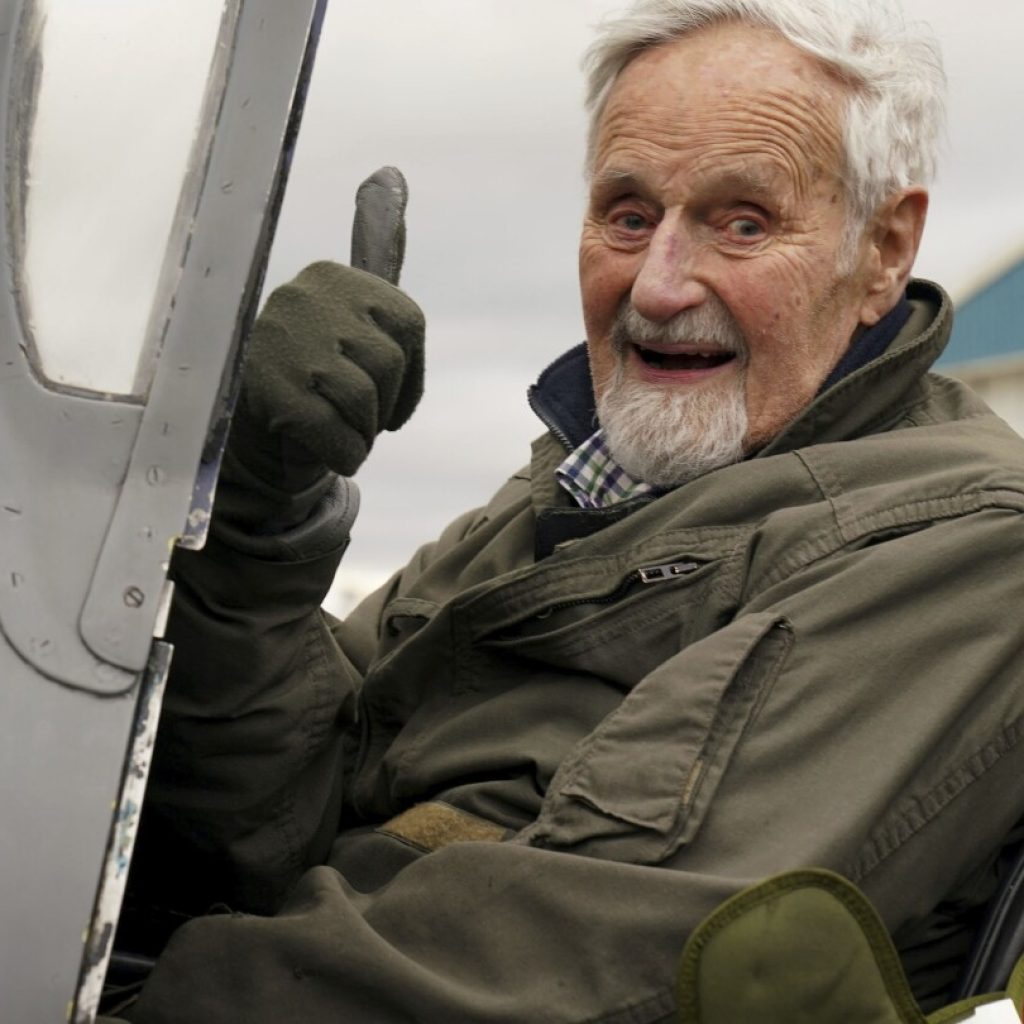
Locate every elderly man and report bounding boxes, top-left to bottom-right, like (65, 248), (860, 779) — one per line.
(115, 0), (1024, 1021)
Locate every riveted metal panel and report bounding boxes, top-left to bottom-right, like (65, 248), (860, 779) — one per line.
(0, 0), (328, 1019)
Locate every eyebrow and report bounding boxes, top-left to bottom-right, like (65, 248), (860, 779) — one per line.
(705, 167), (777, 201)
(591, 163), (782, 203)
(591, 168), (644, 191)
(588, 169), (656, 204)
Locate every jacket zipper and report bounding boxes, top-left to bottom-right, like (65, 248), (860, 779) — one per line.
(526, 386), (576, 453)
(637, 560), (702, 583)
(532, 560), (703, 620)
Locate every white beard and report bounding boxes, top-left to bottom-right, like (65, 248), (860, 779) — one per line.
(596, 301), (749, 489)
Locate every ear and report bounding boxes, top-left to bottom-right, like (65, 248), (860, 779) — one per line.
(857, 187), (929, 327)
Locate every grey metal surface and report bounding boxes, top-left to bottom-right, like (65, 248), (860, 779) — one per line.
(79, 0), (328, 671)
(75, 642), (173, 1024)
(0, 0), (144, 696)
(0, 381), (141, 694)
(0, 0), (329, 1019)
(0, 640), (137, 1021)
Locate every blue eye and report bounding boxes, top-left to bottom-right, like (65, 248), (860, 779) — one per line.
(728, 218), (763, 238)
(617, 212), (649, 232)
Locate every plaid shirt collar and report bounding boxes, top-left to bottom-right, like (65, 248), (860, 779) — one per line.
(555, 429), (656, 510)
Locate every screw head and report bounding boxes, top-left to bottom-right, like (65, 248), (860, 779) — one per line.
(123, 586), (145, 608)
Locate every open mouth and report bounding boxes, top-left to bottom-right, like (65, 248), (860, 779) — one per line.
(633, 344), (737, 371)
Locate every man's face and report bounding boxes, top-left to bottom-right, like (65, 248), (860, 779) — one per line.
(579, 21), (878, 483)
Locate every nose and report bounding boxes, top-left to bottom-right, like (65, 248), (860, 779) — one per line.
(630, 211), (708, 322)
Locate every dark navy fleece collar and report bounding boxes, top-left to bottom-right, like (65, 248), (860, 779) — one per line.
(527, 345), (597, 452)
(818, 295), (911, 392)
(527, 294), (912, 452)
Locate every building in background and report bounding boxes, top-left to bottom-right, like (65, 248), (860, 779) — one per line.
(942, 245), (1024, 436)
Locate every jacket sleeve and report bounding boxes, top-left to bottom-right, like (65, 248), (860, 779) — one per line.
(127, 468), (495, 921)
(127, 474), (364, 917)
(124, 501), (1024, 1022)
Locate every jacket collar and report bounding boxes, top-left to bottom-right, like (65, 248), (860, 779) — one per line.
(528, 279), (952, 459)
(527, 344), (597, 454)
(758, 279), (951, 456)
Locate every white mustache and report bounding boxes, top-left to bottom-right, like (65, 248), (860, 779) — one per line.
(611, 298), (748, 357)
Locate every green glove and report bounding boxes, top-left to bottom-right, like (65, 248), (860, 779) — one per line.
(231, 258), (425, 484)
(220, 168), (424, 530)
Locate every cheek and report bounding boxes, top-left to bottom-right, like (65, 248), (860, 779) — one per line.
(578, 239), (623, 402)
(725, 257), (830, 357)
(579, 239), (632, 335)
(588, 348), (616, 404)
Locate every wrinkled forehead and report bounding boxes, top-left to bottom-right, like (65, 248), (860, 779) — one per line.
(592, 22), (848, 188)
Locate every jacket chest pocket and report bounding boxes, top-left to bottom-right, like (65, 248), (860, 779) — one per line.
(460, 556), (735, 694)
(514, 612), (793, 865)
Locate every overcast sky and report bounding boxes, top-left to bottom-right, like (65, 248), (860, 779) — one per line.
(263, 1), (1024, 607)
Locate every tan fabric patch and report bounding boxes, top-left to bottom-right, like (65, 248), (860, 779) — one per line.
(377, 802), (507, 852)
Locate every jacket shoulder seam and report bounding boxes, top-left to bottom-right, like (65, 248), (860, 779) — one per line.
(755, 489), (1024, 593)
(792, 449), (847, 542)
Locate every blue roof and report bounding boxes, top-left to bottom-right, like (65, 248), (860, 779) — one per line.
(939, 252), (1024, 367)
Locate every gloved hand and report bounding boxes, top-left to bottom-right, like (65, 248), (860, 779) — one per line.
(231, 259), (425, 485)
(220, 168), (424, 530)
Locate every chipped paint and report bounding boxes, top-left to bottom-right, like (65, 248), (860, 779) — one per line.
(186, 505), (210, 531)
(177, 451), (221, 550)
(71, 642), (171, 1024)
(0, 0), (324, 1009)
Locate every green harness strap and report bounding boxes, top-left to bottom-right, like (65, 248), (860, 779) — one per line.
(677, 869), (1024, 1024)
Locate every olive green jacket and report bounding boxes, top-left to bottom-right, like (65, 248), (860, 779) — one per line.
(127, 281), (1024, 1023)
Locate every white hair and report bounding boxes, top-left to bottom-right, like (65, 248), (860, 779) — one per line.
(583, 0), (946, 241)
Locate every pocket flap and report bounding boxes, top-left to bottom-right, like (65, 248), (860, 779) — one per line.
(520, 612), (792, 864)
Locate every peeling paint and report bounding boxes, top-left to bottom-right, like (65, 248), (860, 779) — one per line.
(186, 506), (210, 531)
(72, 643), (171, 1024)
(177, 454), (220, 550)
